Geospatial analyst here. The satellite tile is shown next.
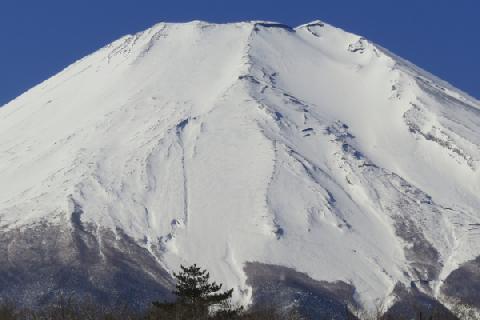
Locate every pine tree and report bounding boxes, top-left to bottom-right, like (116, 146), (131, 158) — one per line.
(152, 264), (239, 319)
(174, 264), (233, 305)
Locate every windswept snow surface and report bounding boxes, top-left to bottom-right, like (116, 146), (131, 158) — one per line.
(1, 20), (479, 309)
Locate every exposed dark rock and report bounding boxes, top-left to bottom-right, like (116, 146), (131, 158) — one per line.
(176, 118), (189, 133)
(0, 216), (173, 309)
(254, 23), (295, 33)
(385, 283), (458, 320)
(244, 262), (358, 319)
(441, 256), (480, 309)
(391, 214), (441, 284)
(306, 21), (325, 28)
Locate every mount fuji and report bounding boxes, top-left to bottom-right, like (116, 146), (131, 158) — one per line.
(1, 20), (479, 316)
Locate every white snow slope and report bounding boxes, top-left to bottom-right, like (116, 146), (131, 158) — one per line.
(1, 20), (479, 308)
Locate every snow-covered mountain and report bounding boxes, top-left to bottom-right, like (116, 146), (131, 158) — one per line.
(1, 20), (479, 315)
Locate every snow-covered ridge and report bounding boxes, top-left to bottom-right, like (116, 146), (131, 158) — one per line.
(1, 20), (479, 310)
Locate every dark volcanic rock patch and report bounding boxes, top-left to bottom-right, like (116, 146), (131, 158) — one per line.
(441, 256), (480, 309)
(391, 213), (441, 285)
(244, 262), (358, 319)
(385, 283), (458, 320)
(0, 215), (173, 309)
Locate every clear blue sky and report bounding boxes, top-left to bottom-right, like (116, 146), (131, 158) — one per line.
(1, 0), (478, 106)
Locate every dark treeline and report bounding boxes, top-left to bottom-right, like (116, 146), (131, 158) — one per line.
(0, 298), (301, 320)
(0, 264), (301, 320)
(0, 264), (469, 320)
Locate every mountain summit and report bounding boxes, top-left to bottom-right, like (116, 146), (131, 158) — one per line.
(1, 20), (479, 315)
